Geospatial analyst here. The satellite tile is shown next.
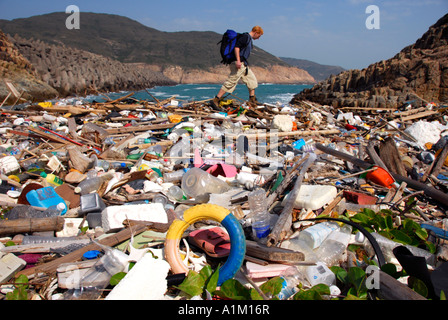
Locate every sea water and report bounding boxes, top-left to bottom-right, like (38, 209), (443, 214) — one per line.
(84, 83), (313, 106)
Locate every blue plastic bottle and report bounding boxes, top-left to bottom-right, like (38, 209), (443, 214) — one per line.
(25, 186), (68, 215)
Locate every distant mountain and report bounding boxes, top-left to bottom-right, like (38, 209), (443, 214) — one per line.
(280, 57), (345, 81)
(0, 12), (315, 95)
(0, 12), (288, 70)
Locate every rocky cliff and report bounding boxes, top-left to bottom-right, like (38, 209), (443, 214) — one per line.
(8, 34), (176, 97)
(292, 14), (448, 108)
(0, 30), (58, 104)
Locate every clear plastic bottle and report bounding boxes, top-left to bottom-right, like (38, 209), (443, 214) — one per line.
(315, 225), (352, 267)
(63, 242), (129, 300)
(163, 168), (188, 183)
(168, 185), (187, 201)
(277, 266), (306, 300)
(248, 189), (271, 242)
(74, 172), (114, 195)
(305, 262), (336, 287)
(181, 167), (230, 198)
(42, 203), (67, 217)
(297, 222), (340, 250)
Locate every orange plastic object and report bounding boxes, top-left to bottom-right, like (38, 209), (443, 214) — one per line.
(366, 166), (395, 188)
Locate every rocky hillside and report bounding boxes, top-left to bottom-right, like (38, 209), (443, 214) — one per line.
(292, 14), (448, 108)
(9, 34), (175, 97)
(0, 29), (58, 103)
(0, 12), (315, 90)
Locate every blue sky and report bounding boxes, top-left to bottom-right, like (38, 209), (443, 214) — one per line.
(0, 0), (446, 70)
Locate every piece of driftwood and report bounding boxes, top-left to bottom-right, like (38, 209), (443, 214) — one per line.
(377, 270), (427, 300)
(66, 145), (94, 173)
(0, 216), (65, 237)
(379, 137), (407, 177)
(266, 153), (316, 247)
(316, 143), (448, 207)
(245, 240), (305, 263)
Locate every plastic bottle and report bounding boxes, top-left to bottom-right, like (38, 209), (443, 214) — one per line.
(247, 189), (271, 242)
(297, 222), (340, 250)
(168, 185), (187, 201)
(145, 168), (159, 182)
(152, 194), (168, 206)
(181, 167), (230, 198)
(163, 168), (188, 183)
(315, 225), (352, 267)
(277, 266), (306, 300)
(40, 172), (64, 187)
(74, 172), (115, 195)
(5, 203), (67, 219)
(63, 242), (129, 300)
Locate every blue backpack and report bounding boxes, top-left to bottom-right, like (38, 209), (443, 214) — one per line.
(219, 29), (253, 65)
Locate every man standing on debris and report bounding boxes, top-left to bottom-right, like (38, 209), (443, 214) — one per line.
(211, 26), (264, 109)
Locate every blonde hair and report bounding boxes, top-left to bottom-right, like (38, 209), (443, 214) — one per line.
(252, 26), (264, 35)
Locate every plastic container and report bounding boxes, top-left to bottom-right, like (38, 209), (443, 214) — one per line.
(74, 172), (114, 195)
(277, 266), (306, 300)
(40, 172), (64, 187)
(181, 167), (230, 198)
(248, 189), (271, 241)
(305, 262), (336, 287)
(145, 168), (159, 182)
(26, 187), (68, 215)
(80, 193), (106, 214)
(366, 166), (395, 189)
(86, 212), (102, 228)
(64, 242), (129, 300)
(168, 185), (187, 201)
(163, 169), (188, 183)
(315, 225), (352, 267)
(297, 221), (340, 249)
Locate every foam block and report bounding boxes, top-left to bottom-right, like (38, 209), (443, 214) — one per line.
(0, 253), (26, 283)
(101, 203), (168, 233)
(105, 252), (170, 300)
(283, 184), (338, 210)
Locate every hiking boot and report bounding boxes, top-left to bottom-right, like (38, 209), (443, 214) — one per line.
(249, 95), (261, 107)
(210, 96), (222, 111)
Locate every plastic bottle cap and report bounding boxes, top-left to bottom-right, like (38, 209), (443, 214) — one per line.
(40, 172), (48, 178)
(74, 187), (81, 194)
(83, 250), (101, 260)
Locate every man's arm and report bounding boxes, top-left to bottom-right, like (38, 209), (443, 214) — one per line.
(234, 47), (242, 69)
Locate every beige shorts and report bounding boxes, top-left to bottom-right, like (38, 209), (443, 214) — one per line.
(221, 63), (258, 93)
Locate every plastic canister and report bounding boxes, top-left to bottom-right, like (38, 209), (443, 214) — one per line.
(80, 193), (106, 214)
(40, 172), (63, 187)
(25, 186), (68, 215)
(181, 167), (230, 198)
(305, 262), (336, 287)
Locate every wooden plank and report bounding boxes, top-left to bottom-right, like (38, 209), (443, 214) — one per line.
(396, 110), (438, 122)
(245, 240), (305, 263)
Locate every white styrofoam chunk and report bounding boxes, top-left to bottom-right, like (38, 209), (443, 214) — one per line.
(0, 253), (26, 283)
(283, 184), (337, 210)
(105, 253), (170, 300)
(101, 203), (167, 233)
